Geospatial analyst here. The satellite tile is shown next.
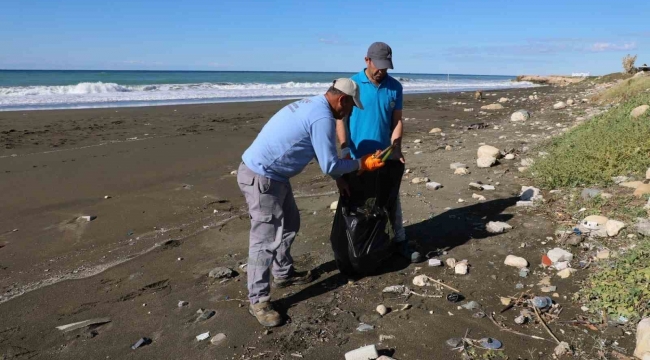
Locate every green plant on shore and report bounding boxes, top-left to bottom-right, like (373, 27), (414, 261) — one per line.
(531, 88), (650, 188)
(578, 239), (650, 321)
(592, 75), (650, 103)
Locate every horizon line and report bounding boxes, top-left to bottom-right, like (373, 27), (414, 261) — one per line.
(0, 69), (517, 77)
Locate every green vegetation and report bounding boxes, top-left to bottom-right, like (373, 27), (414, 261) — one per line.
(578, 240), (650, 320)
(591, 75), (650, 103)
(531, 81), (650, 188)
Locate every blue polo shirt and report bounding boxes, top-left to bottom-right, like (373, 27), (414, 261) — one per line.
(348, 69), (403, 159)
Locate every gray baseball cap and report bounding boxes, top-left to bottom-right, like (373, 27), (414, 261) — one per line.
(367, 42), (394, 70)
(333, 78), (363, 109)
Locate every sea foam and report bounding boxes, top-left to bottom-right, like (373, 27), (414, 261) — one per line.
(0, 80), (537, 111)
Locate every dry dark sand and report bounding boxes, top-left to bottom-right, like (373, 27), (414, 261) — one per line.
(0, 86), (636, 359)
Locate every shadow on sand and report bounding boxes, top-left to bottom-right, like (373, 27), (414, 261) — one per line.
(277, 196), (519, 314)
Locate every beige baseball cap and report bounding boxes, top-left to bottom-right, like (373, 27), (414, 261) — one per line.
(333, 78), (363, 110)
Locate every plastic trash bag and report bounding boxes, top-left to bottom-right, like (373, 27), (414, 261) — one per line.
(329, 161), (404, 276)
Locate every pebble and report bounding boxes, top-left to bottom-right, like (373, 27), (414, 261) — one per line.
(504, 255), (528, 268)
(472, 193), (486, 201)
(454, 168), (469, 175)
(210, 333), (227, 346)
(425, 182), (442, 190)
(330, 201), (338, 210)
(356, 323), (374, 332)
(429, 128), (442, 133)
(196, 310), (216, 322)
(596, 249), (610, 259)
(541, 286), (557, 293)
(208, 267), (235, 279)
(454, 263), (468, 275)
(178, 300), (189, 308)
(230, 170), (238, 175)
(557, 268), (576, 279)
(411, 177), (430, 184)
(345, 345), (378, 360)
(486, 221), (512, 234)
(376, 305), (388, 316)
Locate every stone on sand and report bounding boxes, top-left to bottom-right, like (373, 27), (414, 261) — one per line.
(553, 102), (567, 110)
(505, 153), (515, 160)
(450, 162), (467, 170)
(634, 318), (650, 360)
(477, 157), (497, 168)
(636, 218), (650, 236)
(498, 97), (509, 103)
(454, 167), (470, 175)
(481, 104), (504, 110)
(633, 184), (650, 197)
(208, 267), (235, 279)
(426, 182), (442, 190)
(330, 201), (338, 210)
(566, 99), (575, 105)
(472, 193), (486, 201)
(486, 221), (512, 234)
(429, 128), (442, 133)
(412, 177), (430, 184)
(510, 110), (530, 122)
(631, 105), (649, 118)
(620, 181), (644, 189)
(210, 333), (227, 346)
(504, 255), (528, 268)
(557, 268), (576, 279)
(477, 145), (501, 159)
(605, 220), (625, 237)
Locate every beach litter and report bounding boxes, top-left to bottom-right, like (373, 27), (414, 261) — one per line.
(56, 317), (111, 332)
(196, 332), (210, 341)
(344, 345), (378, 360)
(131, 337), (152, 350)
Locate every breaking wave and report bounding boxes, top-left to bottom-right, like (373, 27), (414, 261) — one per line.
(0, 79), (538, 111)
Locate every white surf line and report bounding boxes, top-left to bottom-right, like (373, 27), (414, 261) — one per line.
(0, 214), (241, 305)
(0, 134), (173, 159)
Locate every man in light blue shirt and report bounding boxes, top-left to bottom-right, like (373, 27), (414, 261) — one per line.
(337, 42), (423, 264)
(238, 78), (385, 327)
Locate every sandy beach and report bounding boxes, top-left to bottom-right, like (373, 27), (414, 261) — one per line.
(0, 84), (636, 359)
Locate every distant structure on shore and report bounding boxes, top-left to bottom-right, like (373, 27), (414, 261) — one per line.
(571, 72), (590, 77)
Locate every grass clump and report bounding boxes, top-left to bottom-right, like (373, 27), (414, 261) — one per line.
(531, 90), (650, 188)
(578, 240), (650, 321)
(591, 75), (650, 103)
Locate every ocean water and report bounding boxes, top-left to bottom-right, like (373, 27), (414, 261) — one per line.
(0, 70), (537, 111)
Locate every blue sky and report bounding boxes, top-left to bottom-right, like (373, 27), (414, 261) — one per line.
(1, 0), (648, 75)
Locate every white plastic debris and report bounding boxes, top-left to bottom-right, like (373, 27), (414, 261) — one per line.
(196, 332), (210, 341)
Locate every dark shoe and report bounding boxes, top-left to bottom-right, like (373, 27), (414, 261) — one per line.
(397, 241), (423, 263)
(273, 270), (314, 288)
(249, 301), (283, 327)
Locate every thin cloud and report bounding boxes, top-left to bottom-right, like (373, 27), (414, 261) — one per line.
(589, 42), (637, 52)
(319, 38), (340, 45)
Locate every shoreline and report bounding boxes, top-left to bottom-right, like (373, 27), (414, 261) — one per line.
(0, 84), (542, 113)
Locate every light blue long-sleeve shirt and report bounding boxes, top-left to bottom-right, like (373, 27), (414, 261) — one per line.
(242, 95), (360, 182)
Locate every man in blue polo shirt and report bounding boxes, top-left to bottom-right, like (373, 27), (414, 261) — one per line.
(336, 42), (423, 263)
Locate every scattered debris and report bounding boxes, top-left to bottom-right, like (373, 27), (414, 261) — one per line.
(56, 318), (111, 332)
(131, 337), (152, 349)
(356, 323), (374, 332)
(196, 332), (210, 341)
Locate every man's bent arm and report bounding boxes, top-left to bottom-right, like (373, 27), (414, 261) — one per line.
(311, 118), (359, 178)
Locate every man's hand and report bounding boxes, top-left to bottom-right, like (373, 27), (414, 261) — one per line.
(336, 177), (350, 197)
(359, 152), (385, 172)
(394, 148), (405, 164)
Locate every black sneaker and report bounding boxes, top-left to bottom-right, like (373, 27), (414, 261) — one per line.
(273, 270), (314, 288)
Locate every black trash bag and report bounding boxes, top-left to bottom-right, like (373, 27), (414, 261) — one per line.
(330, 160), (404, 277)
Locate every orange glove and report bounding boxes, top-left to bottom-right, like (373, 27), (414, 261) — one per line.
(359, 151), (385, 172)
